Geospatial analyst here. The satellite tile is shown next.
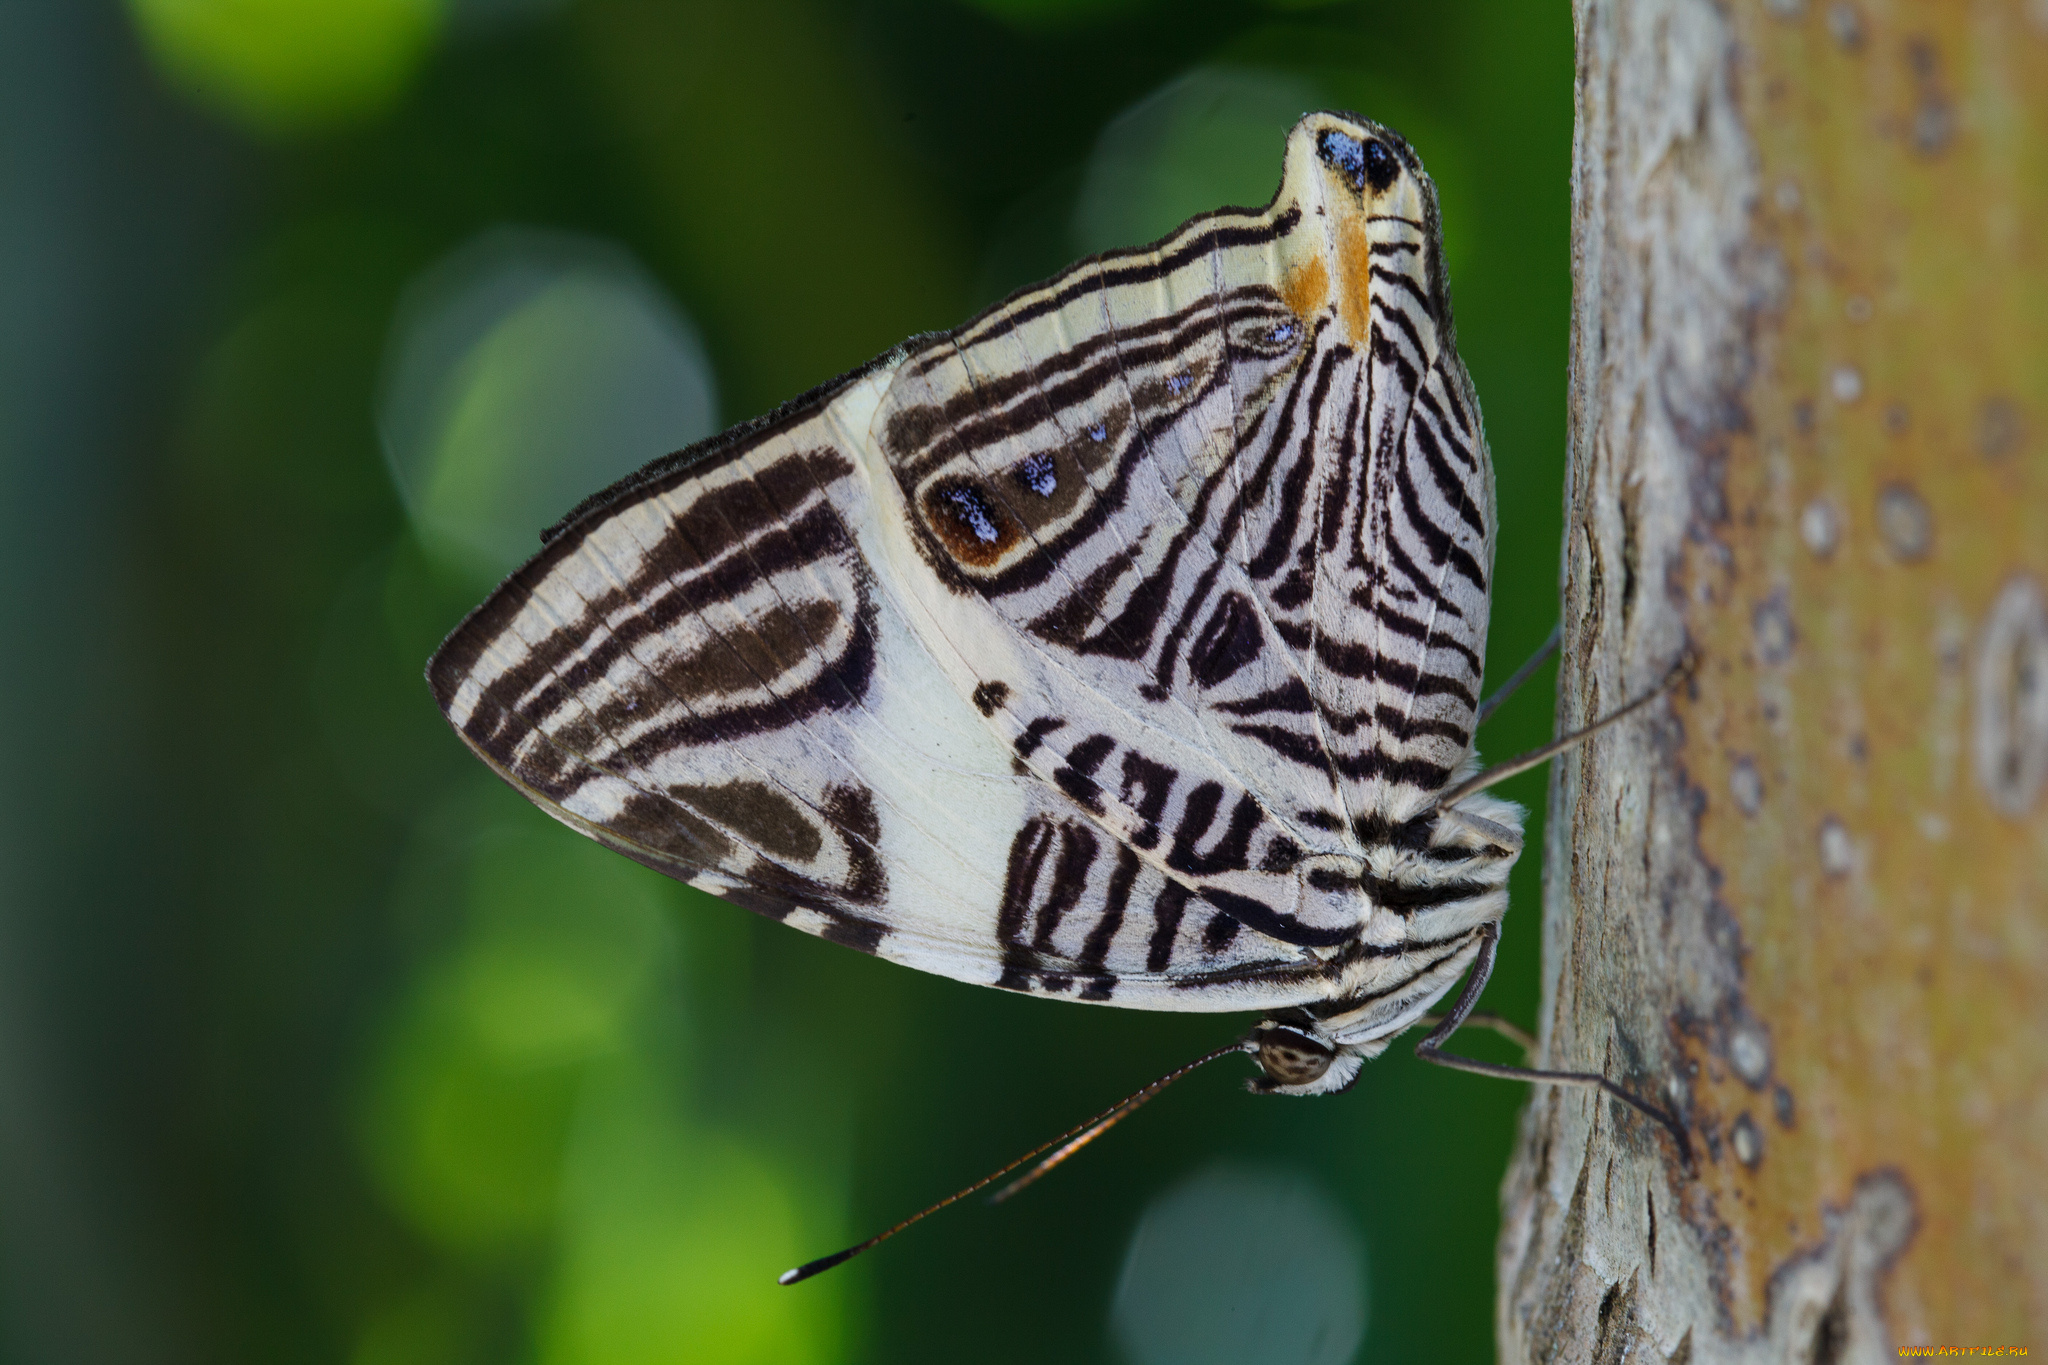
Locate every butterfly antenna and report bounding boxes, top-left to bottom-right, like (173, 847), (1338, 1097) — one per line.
(987, 1044), (1233, 1204)
(777, 1042), (1242, 1286)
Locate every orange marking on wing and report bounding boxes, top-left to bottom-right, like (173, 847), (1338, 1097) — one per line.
(1334, 214), (1374, 345)
(1281, 254), (1328, 319)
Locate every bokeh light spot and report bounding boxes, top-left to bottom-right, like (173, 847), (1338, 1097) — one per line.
(1070, 63), (1474, 283)
(456, 831), (673, 1066)
(359, 826), (676, 1255)
(379, 227), (717, 582)
(1073, 67), (1326, 256)
(351, 1283), (472, 1365)
(126, 0), (444, 136)
(360, 992), (582, 1255)
(1111, 1162), (1367, 1365)
(540, 1066), (845, 1365)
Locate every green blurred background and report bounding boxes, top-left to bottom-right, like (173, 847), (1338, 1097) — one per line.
(0, 1), (1574, 1361)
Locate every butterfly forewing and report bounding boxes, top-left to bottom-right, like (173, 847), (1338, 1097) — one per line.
(429, 111), (1519, 1040)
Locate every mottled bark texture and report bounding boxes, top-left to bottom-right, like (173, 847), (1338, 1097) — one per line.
(1496, 2), (2048, 1361)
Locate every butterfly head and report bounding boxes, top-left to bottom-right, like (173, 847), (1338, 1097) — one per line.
(1245, 1019), (1365, 1097)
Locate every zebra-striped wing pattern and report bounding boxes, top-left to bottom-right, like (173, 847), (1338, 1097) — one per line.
(429, 111), (1524, 1075)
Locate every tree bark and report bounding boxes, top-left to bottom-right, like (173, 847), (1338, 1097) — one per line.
(1495, 2), (2048, 1360)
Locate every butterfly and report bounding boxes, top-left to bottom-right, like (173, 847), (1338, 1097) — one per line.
(426, 110), (1687, 1277)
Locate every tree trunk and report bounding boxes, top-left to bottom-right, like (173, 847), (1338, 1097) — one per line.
(1495, 2), (2048, 1360)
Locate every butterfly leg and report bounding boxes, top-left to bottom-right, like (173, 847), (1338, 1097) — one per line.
(1416, 1010), (1535, 1055)
(1415, 923), (1692, 1163)
(1474, 623), (1560, 726)
(1434, 649), (1697, 812)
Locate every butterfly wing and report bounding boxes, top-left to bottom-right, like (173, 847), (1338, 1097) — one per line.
(429, 112), (1504, 1022)
(870, 114), (1498, 940)
(427, 350), (1345, 1011)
